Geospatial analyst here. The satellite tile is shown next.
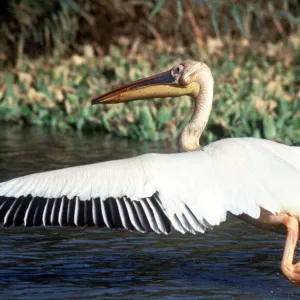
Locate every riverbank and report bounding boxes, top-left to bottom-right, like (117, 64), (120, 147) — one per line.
(0, 36), (299, 144)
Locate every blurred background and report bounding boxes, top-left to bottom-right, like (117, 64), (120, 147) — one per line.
(0, 0), (299, 145)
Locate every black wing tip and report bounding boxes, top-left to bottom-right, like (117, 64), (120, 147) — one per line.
(0, 193), (172, 234)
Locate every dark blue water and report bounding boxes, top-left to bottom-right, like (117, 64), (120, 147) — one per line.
(0, 125), (299, 299)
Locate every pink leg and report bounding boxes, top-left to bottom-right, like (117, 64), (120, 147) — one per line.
(281, 216), (300, 285)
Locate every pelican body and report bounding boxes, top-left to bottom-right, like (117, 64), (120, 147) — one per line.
(0, 61), (300, 284)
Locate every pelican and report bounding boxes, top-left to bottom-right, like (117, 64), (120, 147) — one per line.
(0, 61), (300, 284)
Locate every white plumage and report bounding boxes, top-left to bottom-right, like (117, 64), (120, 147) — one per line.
(1, 138), (299, 234)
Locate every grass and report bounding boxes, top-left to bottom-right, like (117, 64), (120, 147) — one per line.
(0, 36), (299, 145)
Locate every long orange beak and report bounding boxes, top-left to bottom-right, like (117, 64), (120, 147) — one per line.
(91, 69), (198, 105)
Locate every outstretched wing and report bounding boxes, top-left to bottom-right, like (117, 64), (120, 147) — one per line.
(0, 152), (206, 234)
(1, 138), (300, 234)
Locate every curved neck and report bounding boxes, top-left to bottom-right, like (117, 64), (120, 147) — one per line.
(178, 71), (214, 152)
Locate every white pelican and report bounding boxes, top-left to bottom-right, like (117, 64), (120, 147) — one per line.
(0, 61), (300, 284)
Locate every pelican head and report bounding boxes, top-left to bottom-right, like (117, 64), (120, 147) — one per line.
(91, 61), (211, 104)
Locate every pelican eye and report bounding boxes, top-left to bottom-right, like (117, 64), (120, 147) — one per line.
(171, 64), (183, 77)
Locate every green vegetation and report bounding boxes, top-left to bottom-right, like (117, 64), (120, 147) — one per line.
(0, 0), (299, 145)
(0, 37), (299, 145)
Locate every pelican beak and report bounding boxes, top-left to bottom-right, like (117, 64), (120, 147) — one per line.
(91, 69), (198, 104)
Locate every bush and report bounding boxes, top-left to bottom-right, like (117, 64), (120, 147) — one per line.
(1, 0), (299, 65)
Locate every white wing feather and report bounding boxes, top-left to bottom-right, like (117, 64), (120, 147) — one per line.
(1, 137), (300, 232)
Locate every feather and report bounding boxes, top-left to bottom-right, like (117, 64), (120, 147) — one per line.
(123, 197), (144, 232)
(146, 197), (170, 234)
(3, 197), (23, 227)
(33, 197), (46, 226)
(92, 197), (104, 227)
(116, 197), (133, 231)
(141, 199), (160, 233)
(50, 198), (61, 226)
(132, 200), (151, 232)
(24, 197), (38, 227)
(0, 138), (299, 234)
(74, 197), (85, 227)
(101, 198), (113, 228)
(43, 198), (53, 226)
(58, 197), (68, 226)
(84, 200), (94, 226)
(109, 197), (122, 228)
(13, 196), (31, 226)
(0, 198), (12, 224)
(67, 197), (76, 226)
(184, 204), (206, 233)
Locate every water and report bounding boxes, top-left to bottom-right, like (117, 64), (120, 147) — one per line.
(0, 125), (299, 299)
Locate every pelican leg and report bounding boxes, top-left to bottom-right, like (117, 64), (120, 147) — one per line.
(281, 216), (300, 285)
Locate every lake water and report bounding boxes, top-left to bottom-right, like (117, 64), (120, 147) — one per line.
(0, 125), (299, 299)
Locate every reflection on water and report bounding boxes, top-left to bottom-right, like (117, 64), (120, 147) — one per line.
(0, 125), (299, 299)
